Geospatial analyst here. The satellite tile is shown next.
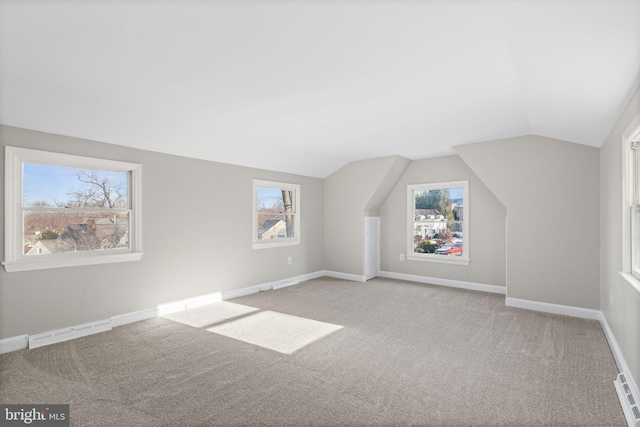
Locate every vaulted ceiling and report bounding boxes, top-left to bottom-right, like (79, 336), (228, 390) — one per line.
(1, 1), (639, 178)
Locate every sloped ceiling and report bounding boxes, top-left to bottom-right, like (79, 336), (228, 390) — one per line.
(1, 0), (639, 178)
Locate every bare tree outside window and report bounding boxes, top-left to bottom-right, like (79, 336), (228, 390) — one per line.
(23, 164), (130, 255)
(65, 171), (127, 208)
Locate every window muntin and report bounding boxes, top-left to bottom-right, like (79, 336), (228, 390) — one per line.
(3, 147), (142, 272)
(407, 181), (469, 264)
(253, 180), (300, 249)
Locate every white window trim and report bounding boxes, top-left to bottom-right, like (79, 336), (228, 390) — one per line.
(252, 179), (300, 250)
(406, 180), (470, 265)
(3, 146), (143, 272)
(621, 112), (640, 294)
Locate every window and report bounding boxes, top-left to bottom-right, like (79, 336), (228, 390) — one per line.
(624, 113), (640, 281)
(407, 181), (469, 265)
(253, 180), (300, 249)
(3, 146), (142, 272)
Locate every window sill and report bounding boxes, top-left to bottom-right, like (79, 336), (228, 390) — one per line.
(252, 240), (301, 250)
(2, 252), (143, 273)
(618, 272), (640, 297)
(406, 255), (470, 265)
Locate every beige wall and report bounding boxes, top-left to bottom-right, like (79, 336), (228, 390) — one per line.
(324, 156), (409, 276)
(600, 87), (640, 384)
(379, 155), (507, 286)
(455, 136), (600, 309)
(0, 125), (325, 339)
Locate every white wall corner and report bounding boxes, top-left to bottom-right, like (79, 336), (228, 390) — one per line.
(0, 335), (28, 354)
(378, 271), (506, 295)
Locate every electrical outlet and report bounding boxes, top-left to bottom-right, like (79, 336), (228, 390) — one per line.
(399, 254), (405, 261)
(288, 257), (292, 265)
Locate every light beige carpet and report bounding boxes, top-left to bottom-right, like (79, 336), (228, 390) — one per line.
(207, 310), (343, 354)
(0, 277), (627, 426)
(162, 301), (258, 328)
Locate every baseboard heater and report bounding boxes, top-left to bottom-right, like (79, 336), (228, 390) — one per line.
(28, 319), (112, 349)
(615, 372), (640, 426)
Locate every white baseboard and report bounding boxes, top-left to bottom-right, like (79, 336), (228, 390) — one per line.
(324, 270), (366, 282)
(0, 335), (28, 353)
(378, 271), (506, 295)
(296, 270), (327, 282)
(600, 312), (637, 388)
(505, 297), (601, 320)
(272, 278), (300, 290)
(222, 271), (328, 299)
(599, 312), (630, 374)
(603, 314), (640, 427)
(111, 308), (158, 328)
(157, 292), (224, 316)
(222, 284), (263, 300)
(271, 271), (326, 290)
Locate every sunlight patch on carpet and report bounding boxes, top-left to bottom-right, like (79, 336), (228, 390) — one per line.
(207, 311), (343, 354)
(162, 301), (258, 328)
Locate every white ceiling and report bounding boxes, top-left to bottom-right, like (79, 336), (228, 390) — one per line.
(1, 1), (639, 178)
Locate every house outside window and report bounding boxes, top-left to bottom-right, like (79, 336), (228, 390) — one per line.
(3, 146), (142, 272)
(407, 181), (469, 265)
(253, 179), (300, 249)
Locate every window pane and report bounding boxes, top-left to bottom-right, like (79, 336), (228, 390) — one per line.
(24, 211), (129, 254)
(257, 214), (294, 240)
(413, 221), (463, 255)
(23, 163), (128, 208)
(413, 186), (464, 256)
(256, 187), (295, 213)
(256, 186), (296, 241)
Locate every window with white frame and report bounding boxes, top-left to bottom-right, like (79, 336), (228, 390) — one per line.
(253, 179), (300, 249)
(407, 181), (469, 265)
(624, 113), (640, 281)
(3, 146), (142, 272)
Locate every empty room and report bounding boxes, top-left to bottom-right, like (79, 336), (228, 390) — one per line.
(1, 1), (639, 426)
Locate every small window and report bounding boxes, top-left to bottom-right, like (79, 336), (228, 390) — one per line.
(407, 181), (469, 265)
(3, 146), (142, 272)
(253, 180), (300, 249)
